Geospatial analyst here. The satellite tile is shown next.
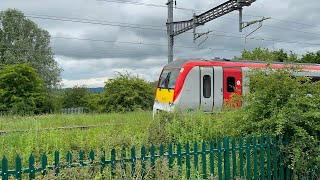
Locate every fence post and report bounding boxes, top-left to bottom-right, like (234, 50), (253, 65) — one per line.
(232, 138), (237, 180)
(224, 137), (231, 180)
(54, 150), (60, 176)
(185, 142), (191, 179)
(217, 138), (222, 180)
(29, 154), (35, 179)
(111, 149), (116, 177)
(260, 136), (265, 180)
(131, 147), (136, 178)
(246, 136), (252, 180)
(16, 156), (22, 180)
(141, 146), (146, 179)
(253, 136), (258, 180)
(201, 140), (207, 179)
(209, 139), (215, 177)
(41, 153), (48, 176)
(2, 156), (8, 180)
(168, 143), (173, 170)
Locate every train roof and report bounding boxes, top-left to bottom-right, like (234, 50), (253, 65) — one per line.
(165, 58), (320, 70)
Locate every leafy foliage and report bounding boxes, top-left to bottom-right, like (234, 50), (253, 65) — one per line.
(234, 47), (299, 62)
(0, 9), (62, 89)
(101, 72), (154, 112)
(299, 51), (320, 64)
(240, 67), (320, 173)
(0, 63), (46, 114)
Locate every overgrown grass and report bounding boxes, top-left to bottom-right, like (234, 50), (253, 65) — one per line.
(0, 111), (153, 167)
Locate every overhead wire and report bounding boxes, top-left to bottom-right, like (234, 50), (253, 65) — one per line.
(24, 14), (320, 47)
(96, 0), (320, 29)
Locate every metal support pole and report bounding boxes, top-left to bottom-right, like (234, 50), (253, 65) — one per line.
(167, 0), (174, 63)
(239, 8), (243, 32)
(193, 13), (197, 43)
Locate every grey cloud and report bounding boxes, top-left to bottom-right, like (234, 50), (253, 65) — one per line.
(1, 0), (320, 87)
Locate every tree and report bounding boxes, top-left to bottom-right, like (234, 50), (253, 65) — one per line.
(299, 51), (320, 64)
(101, 72), (155, 112)
(62, 85), (90, 108)
(234, 47), (298, 62)
(0, 9), (62, 89)
(0, 63), (46, 114)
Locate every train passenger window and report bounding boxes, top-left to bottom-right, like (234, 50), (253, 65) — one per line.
(310, 76), (320, 82)
(203, 75), (211, 98)
(227, 77), (235, 92)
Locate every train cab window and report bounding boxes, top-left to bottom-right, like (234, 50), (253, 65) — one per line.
(227, 77), (235, 92)
(203, 75), (211, 98)
(158, 69), (180, 89)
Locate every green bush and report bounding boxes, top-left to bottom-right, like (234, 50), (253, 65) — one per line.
(101, 72), (154, 112)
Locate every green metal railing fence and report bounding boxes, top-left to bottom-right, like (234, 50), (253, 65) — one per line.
(1, 134), (319, 179)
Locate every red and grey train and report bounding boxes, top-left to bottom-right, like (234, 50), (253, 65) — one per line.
(153, 58), (320, 115)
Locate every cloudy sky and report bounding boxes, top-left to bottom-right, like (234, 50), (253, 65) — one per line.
(1, 0), (320, 87)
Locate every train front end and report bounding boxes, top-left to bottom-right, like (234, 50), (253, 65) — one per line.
(153, 67), (181, 116)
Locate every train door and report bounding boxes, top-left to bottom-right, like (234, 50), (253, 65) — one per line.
(223, 67), (242, 105)
(213, 67), (223, 110)
(200, 67), (214, 112)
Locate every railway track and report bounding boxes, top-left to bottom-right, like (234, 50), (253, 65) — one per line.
(0, 123), (125, 135)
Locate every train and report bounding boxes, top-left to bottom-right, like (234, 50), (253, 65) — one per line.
(153, 58), (320, 115)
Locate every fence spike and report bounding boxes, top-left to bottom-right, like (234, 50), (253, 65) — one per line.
(121, 147), (127, 178)
(202, 140), (207, 179)
(253, 136), (258, 180)
(100, 149), (106, 173)
(239, 137), (244, 178)
(260, 135), (265, 180)
(273, 136), (278, 180)
(185, 142), (191, 179)
(54, 150), (60, 176)
(2, 156), (8, 180)
(246, 136), (252, 180)
(16, 156), (22, 180)
(29, 154), (35, 179)
(209, 139), (215, 177)
(232, 138), (237, 180)
(150, 144), (156, 178)
(89, 149), (95, 163)
(131, 146), (136, 178)
(141, 146), (146, 179)
(67, 150), (72, 167)
(111, 149), (116, 177)
(194, 141), (199, 174)
(79, 150), (84, 166)
(217, 139), (223, 180)
(266, 136), (271, 180)
(224, 137), (231, 180)
(41, 153), (48, 176)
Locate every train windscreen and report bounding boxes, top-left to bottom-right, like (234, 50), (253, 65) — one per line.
(158, 69), (180, 89)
